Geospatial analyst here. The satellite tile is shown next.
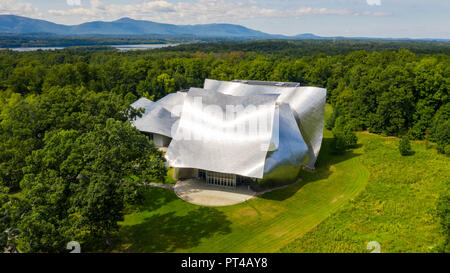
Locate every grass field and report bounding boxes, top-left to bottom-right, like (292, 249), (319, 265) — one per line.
(114, 105), (448, 253)
(282, 133), (449, 253)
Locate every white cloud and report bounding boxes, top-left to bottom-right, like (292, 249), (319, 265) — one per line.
(48, 0), (390, 25)
(366, 0), (382, 6)
(67, 0), (81, 6)
(0, 0), (41, 17)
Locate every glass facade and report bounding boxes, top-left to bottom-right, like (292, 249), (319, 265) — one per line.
(206, 171), (236, 188)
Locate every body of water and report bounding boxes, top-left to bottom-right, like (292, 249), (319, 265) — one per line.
(6, 47), (65, 52)
(2, 44), (177, 52)
(112, 44), (178, 51)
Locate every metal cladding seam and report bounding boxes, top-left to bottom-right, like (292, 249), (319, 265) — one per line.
(203, 79), (326, 169)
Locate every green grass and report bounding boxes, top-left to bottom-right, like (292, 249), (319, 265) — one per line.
(281, 133), (449, 253)
(114, 104), (448, 253)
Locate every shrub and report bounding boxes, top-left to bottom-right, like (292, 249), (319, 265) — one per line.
(325, 111), (337, 130)
(435, 122), (449, 154)
(399, 136), (412, 156)
(331, 135), (346, 154)
(343, 127), (358, 148)
(331, 116), (358, 154)
(430, 104), (449, 154)
(444, 145), (450, 156)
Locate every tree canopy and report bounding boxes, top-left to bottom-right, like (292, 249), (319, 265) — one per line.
(0, 84), (166, 252)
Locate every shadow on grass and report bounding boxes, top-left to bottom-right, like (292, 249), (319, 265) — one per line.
(261, 137), (362, 201)
(120, 187), (179, 215)
(402, 151), (416, 156)
(119, 207), (232, 252)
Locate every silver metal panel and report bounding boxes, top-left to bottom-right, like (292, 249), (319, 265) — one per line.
(151, 92), (186, 117)
(263, 103), (309, 178)
(282, 86), (326, 169)
(130, 97), (153, 115)
(130, 92), (186, 137)
(165, 88), (279, 179)
(232, 80), (300, 87)
(132, 104), (178, 137)
(204, 79), (326, 169)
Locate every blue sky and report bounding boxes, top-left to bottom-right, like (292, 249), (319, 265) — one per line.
(1, 0), (449, 38)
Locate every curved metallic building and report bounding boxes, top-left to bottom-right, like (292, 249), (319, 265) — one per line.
(131, 79), (326, 187)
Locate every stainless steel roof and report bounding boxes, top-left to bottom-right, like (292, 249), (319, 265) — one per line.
(130, 97), (153, 115)
(130, 92), (185, 137)
(264, 103), (309, 175)
(131, 79), (326, 180)
(165, 88), (279, 179)
(232, 79), (301, 88)
(204, 79), (326, 169)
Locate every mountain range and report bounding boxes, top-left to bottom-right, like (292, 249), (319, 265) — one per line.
(0, 15), (447, 41)
(0, 15), (280, 38)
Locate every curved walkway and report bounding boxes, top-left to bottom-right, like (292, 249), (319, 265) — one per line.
(173, 179), (256, 206)
(146, 178), (305, 207)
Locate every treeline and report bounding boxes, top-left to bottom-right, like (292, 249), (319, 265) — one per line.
(1, 44), (448, 143)
(0, 34), (183, 48)
(158, 40), (450, 56)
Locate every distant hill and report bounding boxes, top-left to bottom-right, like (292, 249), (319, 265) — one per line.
(0, 15), (272, 38)
(0, 15), (448, 41)
(292, 33), (323, 39)
(0, 15), (68, 34)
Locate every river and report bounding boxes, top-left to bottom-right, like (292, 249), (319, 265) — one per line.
(2, 44), (178, 52)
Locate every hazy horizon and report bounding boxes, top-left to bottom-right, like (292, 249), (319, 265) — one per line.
(1, 0), (449, 39)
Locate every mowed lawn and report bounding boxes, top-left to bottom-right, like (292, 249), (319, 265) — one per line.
(115, 105), (371, 252)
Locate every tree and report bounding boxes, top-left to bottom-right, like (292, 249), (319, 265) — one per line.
(0, 188), (9, 251)
(325, 105), (342, 131)
(271, 61), (297, 82)
(306, 57), (332, 87)
(331, 117), (358, 154)
(157, 73), (176, 94)
(0, 86), (131, 190)
(399, 136), (412, 156)
(17, 119), (166, 252)
(343, 127), (358, 148)
(0, 94), (42, 190)
(331, 135), (347, 155)
(0, 186), (22, 253)
(8, 63), (46, 94)
(430, 103), (450, 155)
(373, 65), (415, 136)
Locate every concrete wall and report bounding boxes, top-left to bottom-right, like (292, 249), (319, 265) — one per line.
(175, 168), (197, 180)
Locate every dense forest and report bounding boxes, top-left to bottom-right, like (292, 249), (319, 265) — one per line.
(159, 39), (450, 56)
(0, 40), (448, 252)
(0, 34), (189, 48)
